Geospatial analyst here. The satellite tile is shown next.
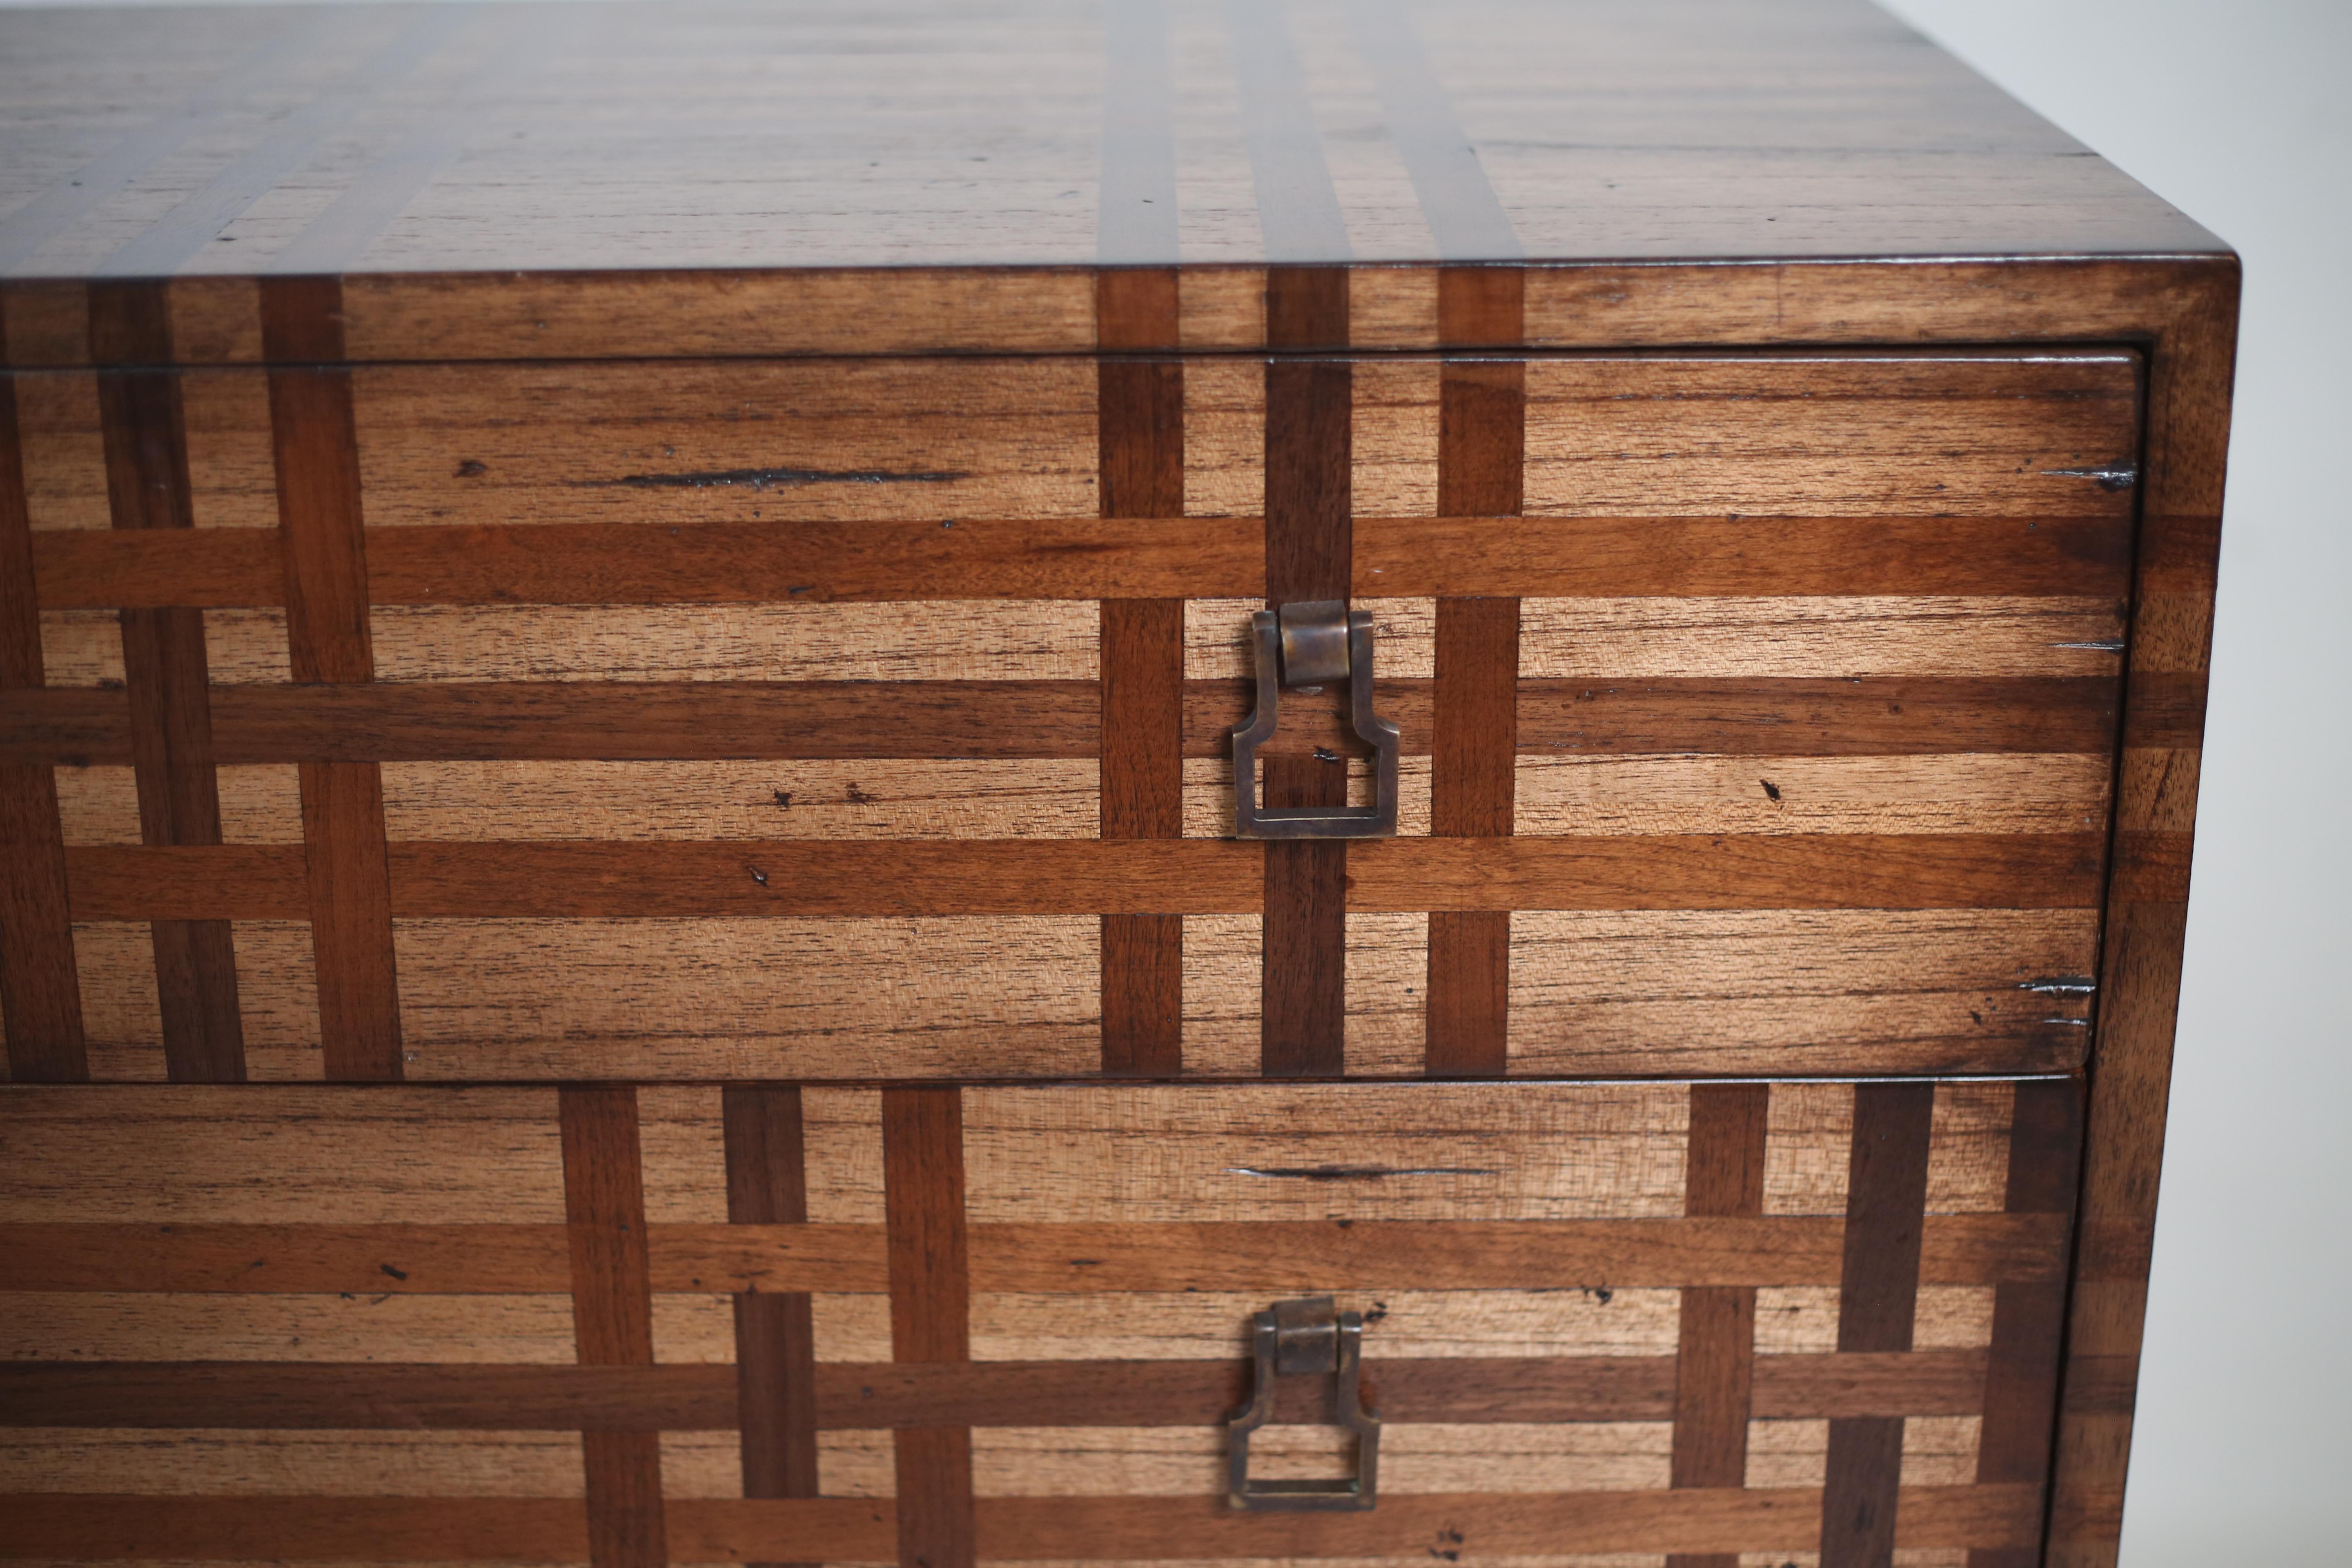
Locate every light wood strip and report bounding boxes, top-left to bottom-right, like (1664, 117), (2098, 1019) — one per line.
(0, 1293), (576, 1364)
(1514, 755), (2109, 837)
(1521, 356), (2138, 518)
(967, 1288), (1683, 1361)
(961, 1082), (1687, 1222)
(1757, 1289), (1997, 1357)
(350, 359), (1098, 526)
(0, 1086), (564, 1223)
(1517, 598), (2123, 679)
(966, 1421), (1672, 1497)
(390, 917), (1098, 1081)
(1506, 911), (2097, 1077)
(362, 601), (1098, 684)
(0, 1429), (588, 1497)
(1750, 1418), (1985, 1490)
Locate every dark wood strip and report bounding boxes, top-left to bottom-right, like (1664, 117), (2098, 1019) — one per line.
(1193, 674), (2120, 760)
(1427, 600), (1519, 1076)
(1347, 833), (2106, 913)
(0, 1213), (2063, 1295)
(885, 1085), (972, 1568)
(560, 1085), (666, 1568)
(1, 672), (2120, 768)
(0, 312), (85, 1081)
(58, 832), (2100, 921)
(1440, 267), (1526, 347)
(183, 680), (1096, 764)
(1097, 279), (1186, 1075)
(30, 513), (2136, 611)
(1670, 1083), (1771, 1568)
(265, 277), (401, 1082)
(1261, 756), (1348, 1076)
(1505, 676), (2120, 759)
(1261, 336), (1352, 1079)
(0, 1351), (1998, 1431)
(1, 1496), (598, 1562)
(1099, 911), (1182, 1075)
(1264, 362), (1352, 599)
(1356, 513), (2133, 597)
(1821, 1081), (1937, 1568)
(92, 281), (244, 1082)
(722, 1086), (819, 1554)
(1425, 328), (1523, 1078)
(1970, 1077), (2085, 1568)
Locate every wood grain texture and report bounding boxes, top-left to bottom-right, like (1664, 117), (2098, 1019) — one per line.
(0, 332), (85, 1078)
(559, 1086), (666, 1568)
(352, 357), (1096, 526)
(1427, 595), (1519, 1077)
(883, 1086), (973, 1568)
(1259, 342), (1354, 1079)
(1970, 1078), (2082, 1568)
(1507, 909), (2097, 1078)
(264, 278), (401, 1081)
(1821, 1083), (1936, 1568)
(720, 1087), (817, 1567)
(4, 673), (2120, 768)
(92, 284), (247, 1082)
(0, 1350), (2004, 1432)
(0, 1486), (2035, 1559)
(0, 1213), (2060, 1297)
(0, 1), (2218, 302)
(1670, 1084), (1770, 1568)
(1096, 267), (1186, 1076)
(1521, 355), (2138, 519)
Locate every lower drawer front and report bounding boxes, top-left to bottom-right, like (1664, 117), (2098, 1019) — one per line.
(0, 1079), (2075, 1564)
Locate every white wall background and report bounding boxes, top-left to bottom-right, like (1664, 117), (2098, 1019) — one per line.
(2, 0), (2346, 1559)
(1872, 2), (2352, 1563)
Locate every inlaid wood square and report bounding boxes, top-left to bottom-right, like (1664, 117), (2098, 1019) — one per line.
(0, 1078), (2077, 1564)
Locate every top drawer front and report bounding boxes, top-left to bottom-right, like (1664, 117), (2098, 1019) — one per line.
(7, 348), (2138, 1083)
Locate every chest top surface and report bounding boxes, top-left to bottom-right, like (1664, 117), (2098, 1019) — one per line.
(0, 0), (2222, 282)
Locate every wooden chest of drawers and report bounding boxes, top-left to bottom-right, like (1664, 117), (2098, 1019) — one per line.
(0, 3), (2234, 1567)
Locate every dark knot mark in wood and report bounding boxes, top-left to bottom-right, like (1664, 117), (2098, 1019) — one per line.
(588, 466), (970, 490)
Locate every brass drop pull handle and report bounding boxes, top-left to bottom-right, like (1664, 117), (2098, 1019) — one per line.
(1232, 600), (1401, 838)
(1226, 1295), (1381, 1511)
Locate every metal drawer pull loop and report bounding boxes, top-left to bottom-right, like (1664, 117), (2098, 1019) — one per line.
(1231, 601), (1401, 838)
(1226, 1295), (1381, 1511)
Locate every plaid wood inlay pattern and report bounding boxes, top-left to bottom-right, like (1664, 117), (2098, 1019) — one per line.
(0, 1080), (2071, 1562)
(5, 342), (2144, 1084)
